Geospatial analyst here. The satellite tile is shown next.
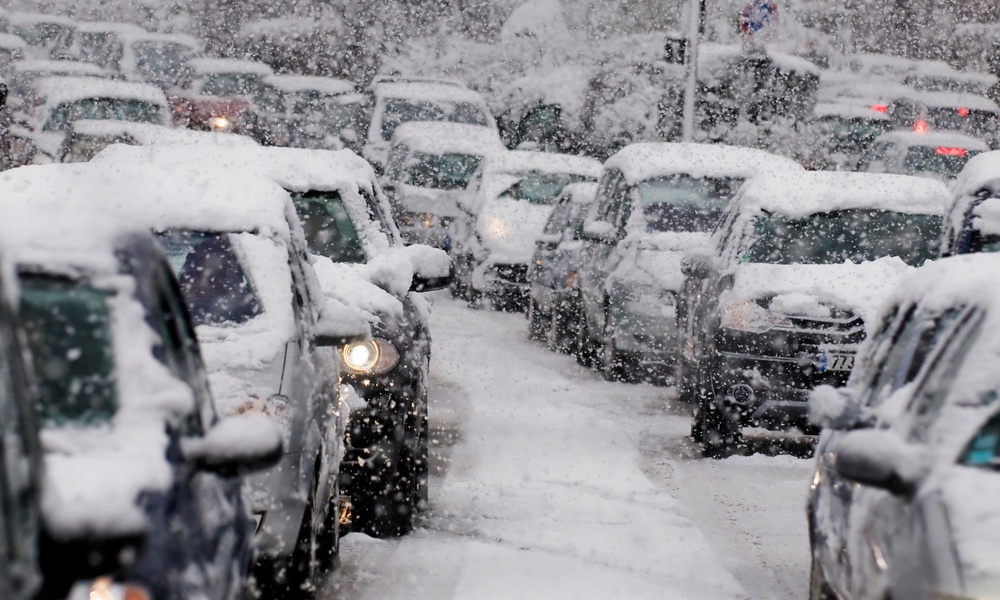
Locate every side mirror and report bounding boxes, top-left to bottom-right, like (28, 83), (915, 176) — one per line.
(681, 251), (715, 279)
(834, 429), (926, 497)
(581, 220), (617, 244)
(535, 233), (561, 250)
(182, 413), (283, 476)
(313, 298), (371, 347)
(403, 244), (453, 292)
(809, 385), (870, 430)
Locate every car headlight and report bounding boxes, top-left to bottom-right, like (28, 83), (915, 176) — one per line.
(720, 300), (792, 333)
(342, 338), (400, 375)
(209, 115), (232, 131)
(398, 211), (437, 228)
(483, 217), (512, 241)
(69, 577), (150, 600)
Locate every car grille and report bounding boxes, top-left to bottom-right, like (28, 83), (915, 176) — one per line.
(494, 263), (529, 284)
(718, 312), (866, 361)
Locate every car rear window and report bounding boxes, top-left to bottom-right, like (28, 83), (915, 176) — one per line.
(634, 175), (743, 233)
(291, 192), (367, 264)
(44, 98), (163, 131)
(156, 231), (262, 326)
(379, 98), (489, 140)
(904, 145), (980, 178)
(19, 275), (117, 427)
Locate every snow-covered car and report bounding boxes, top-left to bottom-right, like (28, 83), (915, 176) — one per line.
(381, 121), (505, 247)
(20, 76), (169, 160)
(116, 32), (202, 90)
(679, 171), (950, 457)
(941, 151), (1000, 256)
(860, 129), (988, 179)
(57, 119), (257, 163)
(807, 252), (1000, 600)
(526, 181), (597, 353)
(574, 143), (802, 383)
(246, 74), (356, 149)
(355, 78), (498, 173)
(450, 150), (602, 310)
(170, 58), (274, 134)
(0, 178), (285, 600)
(70, 21), (147, 70)
(0, 33), (28, 77)
(83, 149), (370, 596)
(811, 101), (890, 170)
(9, 12), (75, 60)
(886, 89), (1000, 147)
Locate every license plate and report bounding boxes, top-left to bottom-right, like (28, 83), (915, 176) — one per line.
(817, 352), (855, 372)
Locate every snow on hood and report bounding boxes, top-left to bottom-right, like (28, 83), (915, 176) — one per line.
(606, 142), (802, 185)
(725, 257), (914, 327)
(187, 58), (272, 77)
(72, 119), (259, 148)
(476, 196), (554, 263)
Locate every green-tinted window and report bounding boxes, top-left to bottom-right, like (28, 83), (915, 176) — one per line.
(404, 152), (482, 190)
(291, 192), (367, 264)
(499, 173), (592, 206)
(19, 275), (117, 427)
(44, 98), (163, 131)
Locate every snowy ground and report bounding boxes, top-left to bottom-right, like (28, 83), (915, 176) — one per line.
(321, 296), (814, 600)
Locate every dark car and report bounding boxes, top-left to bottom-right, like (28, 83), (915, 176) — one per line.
(807, 253), (1000, 600)
(678, 171), (949, 457)
(940, 154), (1000, 257)
(0, 196), (283, 600)
(526, 182), (597, 353)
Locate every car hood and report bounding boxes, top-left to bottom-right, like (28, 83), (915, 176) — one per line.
(398, 184), (463, 218)
(476, 198), (553, 263)
(726, 257), (914, 327)
(32, 130), (65, 159)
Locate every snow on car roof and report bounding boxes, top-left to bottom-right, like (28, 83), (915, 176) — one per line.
(9, 12), (76, 26)
(738, 171), (950, 218)
(0, 33), (28, 49)
(239, 16), (345, 36)
(562, 181), (598, 204)
(263, 74), (354, 95)
(606, 142), (803, 185)
(813, 102), (889, 121)
(33, 75), (168, 108)
(75, 21), (146, 34)
(188, 57), (273, 77)
(13, 59), (110, 76)
(874, 130), (990, 151)
(484, 149), (603, 178)
(374, 80), (488, 105)
(391, 121), (504, 156)
(71, 119), (259, 147)
(952, 151), (1000, 198)
(897, 88), (1000, 112)
(118, 31), (202, 52)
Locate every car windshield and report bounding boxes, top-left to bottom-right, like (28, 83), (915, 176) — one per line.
(903, 145), (980, 178)
(44, 98), (162, 131)
(156, 231), (262, 326)
(132, 42), (193, 88)
(291, 192), (367, 264)
(200, 73), (263, 97)
(634, 175), (743, 233)
(379, 97), (489, 140)
(498, 172), (591, 206)
(404, 152), (482, 190)
(744, 209), (941, 266)
(18, 275), (117, 427)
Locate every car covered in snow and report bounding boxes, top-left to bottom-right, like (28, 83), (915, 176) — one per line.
(354, 78), (498, 173)
(170, 58), (274, 134)
(242, 74), (357, 149)
(9, 12), (75, 60)
(19, 76), (169, 161)
(526, 181), (597, 353)
(115, 32), (202, 90)
(57, 118), (258, 163)
(7, 59), (111, 110)
(450, 150), (602, 310)
(70, 21), (147, 71)
(0, 33), (28, 77)
(941, 152), (1000, 256)
(860, 129), (988, 180)
(0, 178), (286, 600)
(810, 101), (890, 170)
(574, 143), (802, 383)
(885, 89), (1000, 147)
(679, 171), (949, 457)
(381, 121), (505, 247)
(807, 252), (1000, 600)
(82, 149), (370, 596)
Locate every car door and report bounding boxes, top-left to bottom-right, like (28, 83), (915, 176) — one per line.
(578, 168), (627, 336)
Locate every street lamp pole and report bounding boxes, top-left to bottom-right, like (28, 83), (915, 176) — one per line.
(681, 0), (705, 142)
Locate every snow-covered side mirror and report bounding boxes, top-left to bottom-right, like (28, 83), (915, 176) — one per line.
(182, 414), (283, 476)
(313, 297), (370, 348)
(681, 251), (715, 280)
(834, 429), (927, 497)
(809, 385), (870, 430)
(403, 244), (453, 292)
(581, 220), (617, 244)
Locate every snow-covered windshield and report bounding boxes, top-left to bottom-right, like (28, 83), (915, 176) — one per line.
(19, 275), (116, 427)
(904, 146), (980, 178)
(405, 152), (482, 190)
(380, 98), (489, 140)
(744, 210), (941, 266)
(291, 191), (367, 264)
(157, 231), (262, 326)
(200, 73), (263, 98)
(498, 172), (592, 206)
(43, 99), (162, 131)
(635, 175), (743, 233)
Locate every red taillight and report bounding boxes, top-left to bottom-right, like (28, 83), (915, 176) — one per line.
(870, 103), (887, 113)
(958, 107), (969, 117)
(914, 120), (929, 133)
(935, 147), (966, 156)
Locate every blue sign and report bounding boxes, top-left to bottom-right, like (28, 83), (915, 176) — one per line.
(740, 0), (778, 37)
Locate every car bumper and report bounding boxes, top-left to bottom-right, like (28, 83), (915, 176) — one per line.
(243, 450), (305, 559)
(610, 303), (678, 367)
(473, 260), (530, 298)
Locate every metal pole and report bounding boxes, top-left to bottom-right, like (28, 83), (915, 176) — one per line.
(681, 0), (703, 142)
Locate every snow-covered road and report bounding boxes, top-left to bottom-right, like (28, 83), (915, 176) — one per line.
(322, 297), (814, 599)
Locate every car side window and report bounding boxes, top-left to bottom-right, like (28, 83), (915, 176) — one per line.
(543, 197), (573, 236)
(0, 329), (36, 574)
(592, 169), (619, 222)
(385, 146), (406, 182)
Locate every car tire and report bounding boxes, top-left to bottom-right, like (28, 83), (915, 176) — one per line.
(693, 371), (742, 458)
(575, 312), (599, 368)
(601, 320), (632, 382)
(548, 303), (576, 354)
(349, 413), (417, 538)
(527, 299), (550, 342)
(809, 552), (835, 600)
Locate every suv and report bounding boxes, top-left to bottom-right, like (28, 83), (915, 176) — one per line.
(860, 129), (988, 180)
(679, 171), (949, 456)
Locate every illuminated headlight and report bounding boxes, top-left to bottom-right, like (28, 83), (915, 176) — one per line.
(342, 338), (400, 375)
(68, 577), (150, 600)
(721, 300), (792, 333)
(484, 217), (512, 240)
(399, 211), (437, 228)
(209, 115), (232, 131)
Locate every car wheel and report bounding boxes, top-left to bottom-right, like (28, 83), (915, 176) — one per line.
(548, 303), (576, 354)
(809, 552), (835, 600)
(527, 299), (550, 342)
(349, 412), (416, 538)
(575, 312), (598, 368)
(694, 371), (742, 459)
(601, 319), (632, 382)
